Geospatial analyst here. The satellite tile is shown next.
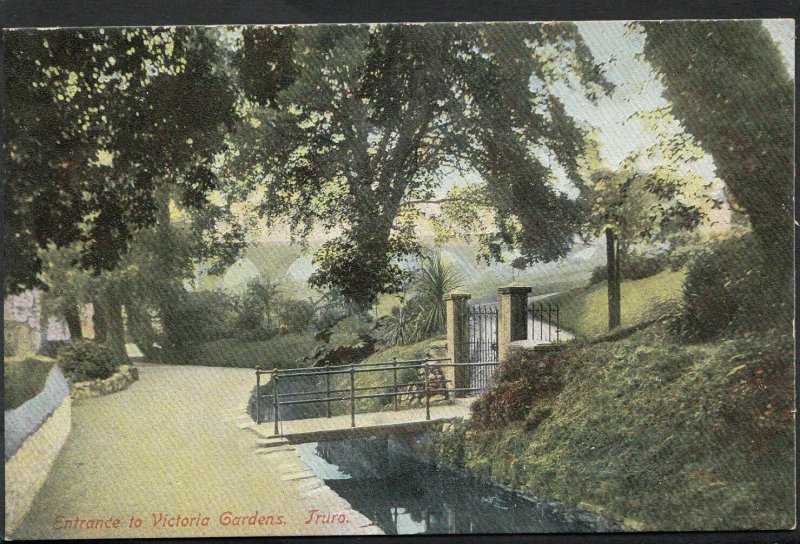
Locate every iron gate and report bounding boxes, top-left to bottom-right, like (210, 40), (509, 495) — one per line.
(527, 302), (561, 343)
(467, 303), (498, 393)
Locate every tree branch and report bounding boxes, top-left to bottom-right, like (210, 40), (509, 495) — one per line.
(402, 196), (479, 206)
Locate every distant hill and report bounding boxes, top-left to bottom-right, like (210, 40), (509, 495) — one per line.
(194, 239), (603, 299)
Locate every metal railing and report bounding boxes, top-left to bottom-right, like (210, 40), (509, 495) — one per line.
(527, 302), (561, 343)
(254, 358), (498, 436)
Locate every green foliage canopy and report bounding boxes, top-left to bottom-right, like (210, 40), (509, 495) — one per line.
(4, 27), (238, 294)
(230, 23), (611, 304)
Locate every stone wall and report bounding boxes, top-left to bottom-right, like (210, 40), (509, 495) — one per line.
(5, 388), (71, 539)
(70, 365), (139, 400)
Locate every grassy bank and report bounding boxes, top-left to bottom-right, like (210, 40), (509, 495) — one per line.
(542, 269), (685, 340)
(4, 356), (55, 410)
(428, 260), (794, 530)
(349, 336), (446, 413)
(430, 324), (794, 531)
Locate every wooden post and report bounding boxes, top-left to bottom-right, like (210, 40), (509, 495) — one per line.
(606, 228), (621, 330)
(445, 292), (471, 398)
(498, 284), (532, 363)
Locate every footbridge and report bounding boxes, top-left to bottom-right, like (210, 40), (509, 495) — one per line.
(247, 286), (564, 446)
(250, 358), (490, 445)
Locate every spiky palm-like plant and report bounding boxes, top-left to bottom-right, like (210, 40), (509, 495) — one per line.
(381, 303), (423, 346)
(412, 252), (464, 339)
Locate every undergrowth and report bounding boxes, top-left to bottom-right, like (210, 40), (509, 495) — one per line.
(438, 324), (794, 531)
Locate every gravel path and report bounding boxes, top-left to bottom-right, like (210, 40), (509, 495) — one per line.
(13, 364), (380, 539)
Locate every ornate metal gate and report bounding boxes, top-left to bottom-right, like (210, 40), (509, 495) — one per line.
(467, 303), (498, 393)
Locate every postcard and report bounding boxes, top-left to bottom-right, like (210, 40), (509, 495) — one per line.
(3, 18), (795, 539)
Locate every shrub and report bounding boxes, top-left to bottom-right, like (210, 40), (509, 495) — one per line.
(234, 327), (277, 343)
(471, 379), (536, 429)
(379, 305), (422, 346)
(38, 339), (71, 358)
(166, 290), (238, 346)
(57, 340), (119, 381)
(471, 347), (572, 431)
(498, 346), (570, 387)
(276, 298), (316, 333)
(4, 356), (55, 410)
(672, 232), (792, 342)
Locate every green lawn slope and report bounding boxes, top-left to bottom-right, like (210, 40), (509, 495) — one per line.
(542, 269), (686, 340)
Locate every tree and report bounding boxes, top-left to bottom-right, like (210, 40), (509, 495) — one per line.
(583, 157), (712, 329)
(230, 23), (611, 305)
(574, 100), (721, 330)
(239, 278), (281, 332)
(36, 244), (92, 340)
(3, 31), (234, 288)
(5, 27), (239, 358)
(640, 20), (793, 275)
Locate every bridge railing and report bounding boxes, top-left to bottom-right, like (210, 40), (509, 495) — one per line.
(254, 358), (498, 436)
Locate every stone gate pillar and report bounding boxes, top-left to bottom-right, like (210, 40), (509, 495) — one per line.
(498, 284), (532, 363)
(445, 292), (471, 398)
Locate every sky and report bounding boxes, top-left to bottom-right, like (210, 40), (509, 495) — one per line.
(441, 19), (793, 188)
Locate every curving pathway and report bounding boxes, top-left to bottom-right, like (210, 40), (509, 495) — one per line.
(13, 364), (381, 539)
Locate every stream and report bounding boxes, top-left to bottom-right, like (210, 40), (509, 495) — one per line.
(296, 434), (617, 535)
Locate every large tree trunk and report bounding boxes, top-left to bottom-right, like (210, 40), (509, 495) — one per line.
(606, 228), (621, 330)
(92, 298), (107, 342)
(94, 290), (130, 363)
(641, 22), (793, 274)
(63, 302), (83, 340)
(151, 184), (186, 354)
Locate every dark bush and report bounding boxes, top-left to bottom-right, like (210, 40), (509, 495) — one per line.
(4, 356), (55, 410)
(471, 379), (536, 429)
(38, 339), (71, 358)
(277, 299), (316, 333)
(234, 326), (277, 342)
(498, 346), (569, 387)
(57, 340), (119, 381)
(471, 347), (572, 431)
(166, 290), (238, 346)
(672, 233), (792, 342)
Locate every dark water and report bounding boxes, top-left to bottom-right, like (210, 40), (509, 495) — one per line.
(297, 435), (612, 535)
